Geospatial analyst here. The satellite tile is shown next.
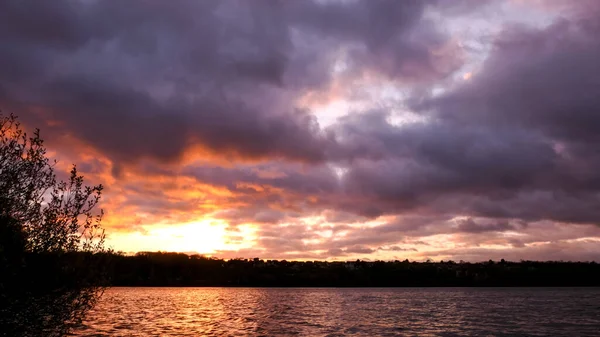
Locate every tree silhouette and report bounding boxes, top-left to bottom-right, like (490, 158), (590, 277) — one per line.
(0, 113), (108, 337)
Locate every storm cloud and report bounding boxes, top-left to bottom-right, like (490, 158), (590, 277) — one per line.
(0, 0), (458, 164)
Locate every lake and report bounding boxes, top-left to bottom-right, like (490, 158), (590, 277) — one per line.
(74, 287), (600, 336)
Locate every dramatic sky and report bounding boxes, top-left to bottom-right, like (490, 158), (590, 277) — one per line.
(2, 0), (600, 261)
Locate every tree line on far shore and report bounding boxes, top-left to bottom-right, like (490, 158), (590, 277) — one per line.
(102, 251), (600, 287)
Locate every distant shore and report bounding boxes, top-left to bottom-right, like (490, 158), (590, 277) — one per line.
(102, 251), (600, 287)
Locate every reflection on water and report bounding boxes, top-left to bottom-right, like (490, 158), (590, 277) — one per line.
(74, 287), (600, 336)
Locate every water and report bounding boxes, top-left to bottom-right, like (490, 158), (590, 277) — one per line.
(74, 287), (600, 336)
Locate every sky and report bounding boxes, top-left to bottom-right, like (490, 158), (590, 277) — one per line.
(2, 0), (600, 261)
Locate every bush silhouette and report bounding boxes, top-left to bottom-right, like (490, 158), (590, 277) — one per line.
(0, 113), (108, 337)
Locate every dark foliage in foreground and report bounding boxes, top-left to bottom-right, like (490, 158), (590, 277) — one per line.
(0, 114), (107, 337)
(104, 252), (600, 287)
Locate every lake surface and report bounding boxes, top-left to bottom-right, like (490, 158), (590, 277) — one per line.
(74, 287), (600, 336)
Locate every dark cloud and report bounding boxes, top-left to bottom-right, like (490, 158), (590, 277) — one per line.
(454, 218), (516, 234)
(321, 210), (367, 224)
(322, 5), (600, 225)
(0, 0), (460, 167)
(182, 162), (340, 196)
(378, 246), (417, 252)
(426, 22), (600, 147)
(287, 0), (463, 81)
(344, 246), (375, 254)
(214, 208), (287, 225)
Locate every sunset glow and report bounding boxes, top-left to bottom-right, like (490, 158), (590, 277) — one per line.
(3, 0), (600, 262)
(108, 220), (229, 254)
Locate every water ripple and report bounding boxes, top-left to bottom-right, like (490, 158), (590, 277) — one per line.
(73, 287), (600, 336)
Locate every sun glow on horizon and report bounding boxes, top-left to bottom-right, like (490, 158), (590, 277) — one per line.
(107, 219), (250, 254)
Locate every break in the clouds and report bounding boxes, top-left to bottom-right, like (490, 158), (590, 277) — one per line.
(2, 0), (600, 261)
